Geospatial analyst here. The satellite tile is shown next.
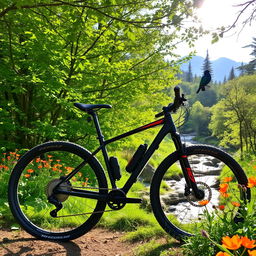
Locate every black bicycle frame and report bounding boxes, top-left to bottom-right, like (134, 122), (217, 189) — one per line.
(55, 110), (204, 202)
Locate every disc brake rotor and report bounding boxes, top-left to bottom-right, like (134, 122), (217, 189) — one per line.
(187, 181), (212, 207)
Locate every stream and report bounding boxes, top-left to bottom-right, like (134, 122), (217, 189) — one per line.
(163, 134), (222, 222)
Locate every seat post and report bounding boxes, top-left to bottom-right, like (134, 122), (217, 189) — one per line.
(90, 111), (105, 145)
(89, 111), (117, 188)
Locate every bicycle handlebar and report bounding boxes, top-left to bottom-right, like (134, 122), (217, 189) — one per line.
(155, 86), (186, 118)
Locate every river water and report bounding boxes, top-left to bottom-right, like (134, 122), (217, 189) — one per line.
(163, 134), (222, 222)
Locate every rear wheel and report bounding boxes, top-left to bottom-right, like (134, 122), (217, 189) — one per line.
(150, 145), (250, 240)
(8, 141), (108, 241)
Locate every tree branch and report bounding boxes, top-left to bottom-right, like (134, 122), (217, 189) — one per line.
(0, 1), (171, 28)
(222, 0), (256, 34)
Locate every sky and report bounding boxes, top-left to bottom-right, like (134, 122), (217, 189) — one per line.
(177, 0), (255, 63)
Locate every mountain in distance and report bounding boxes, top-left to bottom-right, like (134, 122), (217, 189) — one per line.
(181, 56), (243, 83)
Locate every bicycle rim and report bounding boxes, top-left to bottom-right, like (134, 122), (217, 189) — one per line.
(151, 145), (250, 239)
(9, 143), (107, 239)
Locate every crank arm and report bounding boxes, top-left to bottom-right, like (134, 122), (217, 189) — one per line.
(108, 197), (142, 204)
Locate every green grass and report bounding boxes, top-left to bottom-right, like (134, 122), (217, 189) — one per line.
(134, 239), (183, 256)
(122, 226), (165, 242)
(99, 204), (157, 232)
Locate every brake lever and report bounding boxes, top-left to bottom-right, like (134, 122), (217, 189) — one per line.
(181, 94), (187, 105)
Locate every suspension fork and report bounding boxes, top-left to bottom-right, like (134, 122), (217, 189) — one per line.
(171, 132), (205, 200)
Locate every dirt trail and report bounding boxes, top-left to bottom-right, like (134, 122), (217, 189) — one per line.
(0, 228), (136, 256)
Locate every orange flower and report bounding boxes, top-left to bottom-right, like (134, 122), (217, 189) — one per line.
(27, 169), (34, 173)
(241, 237), (256, 249)
(52, 167), (58, 171)
(56, 159), (61, 162)
(36, 158), (41, 163)
(219, 183), (229, 193)
(231, 201), (240, 207)
(218, 205), (225, 211)
(38, 165), (43, 169)
(248, 176), (256, 188)
(222, 177), (233, 182)
(198, 200), (209, 206)
(24, 174), (30, 178)
(65, 167), (74, 172)
(216, 252), (229, 256)
(221, 192), (230, 198)
(82, 182), (88, 187)
(44, 163), (50, 168)
(248, 250), (256, 256)
(47, 155), (53, 158)
(222, 235), (242, 250)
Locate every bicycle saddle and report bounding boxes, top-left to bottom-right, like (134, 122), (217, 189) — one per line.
(74, 103), (112, 112)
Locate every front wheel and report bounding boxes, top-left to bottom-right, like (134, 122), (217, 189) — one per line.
(150, 145), (250, 240)
(8, 141), (108, 241)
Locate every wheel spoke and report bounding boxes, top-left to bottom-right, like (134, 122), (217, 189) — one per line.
(9, 142), (107, 240)
(151, 145), (250, 239)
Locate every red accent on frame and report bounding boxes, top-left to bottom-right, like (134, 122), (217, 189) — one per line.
(186, 167), (196, 182)
(181, 155), (187, 158)
(140, 119), (164, 130)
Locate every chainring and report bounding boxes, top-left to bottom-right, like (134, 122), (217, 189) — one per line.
(107, 190), (126, 210)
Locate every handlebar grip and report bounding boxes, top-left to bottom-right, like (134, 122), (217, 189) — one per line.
(155, 111), (164, 118)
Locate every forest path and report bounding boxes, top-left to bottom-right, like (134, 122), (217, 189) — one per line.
(0, 228), (137, 256)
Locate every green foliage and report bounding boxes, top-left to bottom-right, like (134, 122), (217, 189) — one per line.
(0, 0), (202, 151)
(239, 37), (256, 75)
(0, 151), (21, 226)
(99, 204), (156, 231)
(134, 239), (181, 256)
(209, 74), (256, 154)
(185, 101), (211, 136)
(202, 50), (213, 75)
(182, 156), (256, 256)
(123, 226), (165, 242)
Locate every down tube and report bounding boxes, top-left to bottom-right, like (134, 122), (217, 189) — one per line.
(122, 124), (169, 194)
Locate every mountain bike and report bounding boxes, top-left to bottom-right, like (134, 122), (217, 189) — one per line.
(8, 86), (250, 241)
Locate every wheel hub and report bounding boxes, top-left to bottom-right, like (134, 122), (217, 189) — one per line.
(46, 178), (71, 202)
(187, 181), (212, 207)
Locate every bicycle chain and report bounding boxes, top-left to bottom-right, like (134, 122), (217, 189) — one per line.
(52, 186), (120, 218)
(54, 209), (116, 218)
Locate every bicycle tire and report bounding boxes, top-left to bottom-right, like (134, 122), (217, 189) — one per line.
(150, 145), (250, 241)
(8, 141), (108, 241)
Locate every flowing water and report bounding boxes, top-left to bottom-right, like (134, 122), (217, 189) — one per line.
(164, 134), (222, 222)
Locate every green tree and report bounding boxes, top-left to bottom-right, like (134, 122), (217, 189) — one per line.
(202, 49), (212, 75)
(209, 74), (256, 156)
(241, 37), (256, 74)
(187, 101), (211, 136)
(0, 0), (202, 150)
(186, 62), (193, 82)
(228, 67), (235, 80)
